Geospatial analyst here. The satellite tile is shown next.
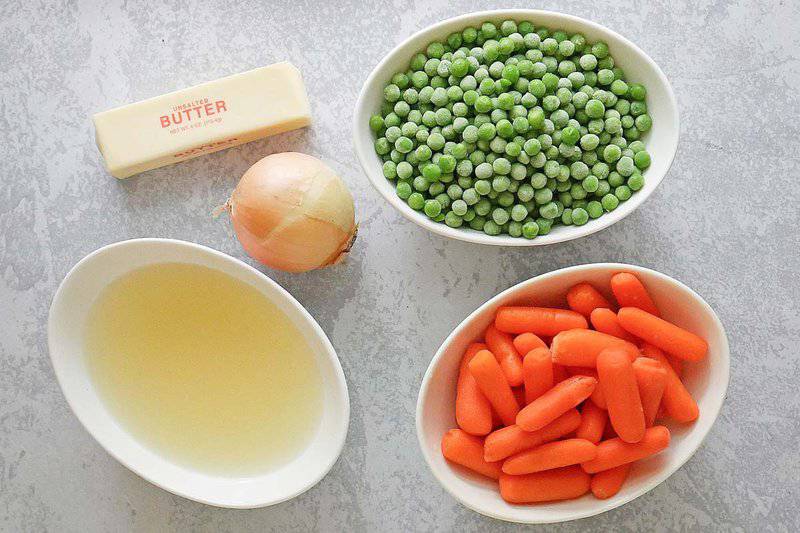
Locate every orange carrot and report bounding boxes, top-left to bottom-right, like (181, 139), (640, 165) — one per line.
(617, 307), (708, 362)
(632, 357), (668, 427)
(522, 347), (554, 404)
(565, 367), (607, 409)
(468, 350), (519, 426)
(503, 438), (598, 475)
(610, 272), (660, 316)
(553, 362), (570, 383)
(640, 344), (699, 423)
(456, 342), (493, 436)
(513, 386), (526, 407)
(441, 429), (503, 480)
(597, 347), (646, 443)
(581, 426), (671, 473)
(517, 375), (597, 431)
(576, 401), (607, 444)
(485, 324), (524, 387)
(567, 282), (613, 317)
(513, 332), (547, 355)
(499, 466), (591, 503)
(551, 329), (639, 367)
(666, 354), (684, 376)
(590, 308), (638, 343)
(484, 409), (581, 462)
(495, 306), (588, 336)
(591, 464), (631, 499)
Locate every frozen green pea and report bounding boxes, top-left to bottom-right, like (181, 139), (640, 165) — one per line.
(603, 144), (622, 163)
(628, 173), (644, 191)
(492, 175), (511, 192)
(586, 200), (603, 218)
(615, 185), (632, 201)
(522, 221), (539, 238)
(582, 175), (599, 192)
(492, 207), (510, 225)
(616, 156), (635, 177)
(571, 207), (589, 225)
(423, 199), (442, 218)
(595, 179), (611, 197)
(456, 159), (473, 177)
(427, 132), (446, 150)
(635, 114), (652, 132)
(497, 191), (515, 207)
(369, 115), (385, 132)
(444, 211), (463, 227)
(475, 198), (492, 216)
(408, 192), (425, 210)
(580, 133), (599, 150)
(601, 193), (619, 211)
(634, 150), (651, 169)
(429, 182), (445, 196)
(375, 137), (391, 155)
(483, 219), (501, 235)
(536, 217), (553, 235)
(451, 199), (468, 216)
(396, 181), (413, 199)
(629, 83), (646, 101)
(383, 161), (397, 179)
(585, 99), (605, 118)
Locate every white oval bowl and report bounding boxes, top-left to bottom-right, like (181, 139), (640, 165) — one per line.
(354, 10), (679, 246)
(48, 238), (350, 508)
(416, 263), (729, 523)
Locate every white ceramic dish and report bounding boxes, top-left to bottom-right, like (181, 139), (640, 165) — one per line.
(416, 263), (729, 523)
(48, 238), (349, 508)
(354, 10), (679, 246)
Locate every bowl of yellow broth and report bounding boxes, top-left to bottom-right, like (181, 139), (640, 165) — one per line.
(48, 238), (349, 508)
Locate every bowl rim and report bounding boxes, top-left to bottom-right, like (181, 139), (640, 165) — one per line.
(353, 9), (680, 246)
(47, 238), (350, 508)
(415, 263), (730, 523)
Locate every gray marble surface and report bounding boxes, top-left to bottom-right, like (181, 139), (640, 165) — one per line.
(1, 0), (798, 531)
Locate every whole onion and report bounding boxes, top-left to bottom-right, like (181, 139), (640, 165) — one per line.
(222, 152), (357, 273)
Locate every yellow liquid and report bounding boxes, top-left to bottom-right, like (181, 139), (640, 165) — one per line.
(84, 262), (323, 477)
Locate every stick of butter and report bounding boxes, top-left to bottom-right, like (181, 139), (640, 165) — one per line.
(92, 62), (311, 179)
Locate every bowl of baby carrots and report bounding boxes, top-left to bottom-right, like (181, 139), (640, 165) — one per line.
(416, 264), (729, 523)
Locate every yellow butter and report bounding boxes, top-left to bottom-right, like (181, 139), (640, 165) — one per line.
(92, 62), (311, 179)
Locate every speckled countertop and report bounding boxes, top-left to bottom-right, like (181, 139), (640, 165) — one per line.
(1, 0), (798, 531)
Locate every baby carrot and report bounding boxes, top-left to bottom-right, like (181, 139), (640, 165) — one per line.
(666, 354), (684, 376)
(640, 344), (699, 423)
(517, 375), (597, 431)
(567, 282), (613, 317)
(597, 347), (646, 443)
(618, 307), (708, 362)
(581, 425), (671, 473)
(551, 329), (639, 367)
(499, 466), (591, 503)
(513, 332), (547, 355)
(590, 464), (631, 499)
(485, 325), (524, 387)
(484, 409), (581, 462)
(522, 347), (554, 404)
(441, 429), (503, 480)
(513, 386), (526, 407)
(590, 308), (638, 343)
(610, 272), (660, 316)
(456, 342), (493, 436)
(503, 438), (598, 475)
(495, 306), (588, 336)
(553, 362), (570, 384)
(632, 357), (668, 427)
(566, 367), (607, 409)
(468, 350), (519, 426)
(576, 401), (607, 444)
